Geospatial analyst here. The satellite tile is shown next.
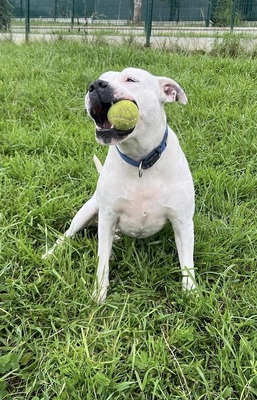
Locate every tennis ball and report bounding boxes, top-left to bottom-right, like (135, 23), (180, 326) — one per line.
(107, 100), (139, 131)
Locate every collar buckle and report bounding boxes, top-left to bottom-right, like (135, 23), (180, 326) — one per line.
(140, 146), (162, 170)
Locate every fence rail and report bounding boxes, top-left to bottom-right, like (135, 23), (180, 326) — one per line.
(2, 0), (257, 44)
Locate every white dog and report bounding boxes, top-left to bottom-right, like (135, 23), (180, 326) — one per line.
(43, 67), (196, 302)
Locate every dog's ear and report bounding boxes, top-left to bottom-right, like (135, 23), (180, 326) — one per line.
(157, 77), (187, 105)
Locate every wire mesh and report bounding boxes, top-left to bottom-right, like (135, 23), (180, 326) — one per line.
(8, 1), (257, 40)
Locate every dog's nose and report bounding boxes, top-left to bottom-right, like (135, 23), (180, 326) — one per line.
(89, 79), (108, 93)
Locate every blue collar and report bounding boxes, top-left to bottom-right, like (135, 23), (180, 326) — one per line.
(115, 126), (168, 177)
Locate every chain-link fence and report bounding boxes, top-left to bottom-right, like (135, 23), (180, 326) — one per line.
(3, 0), (257, 44)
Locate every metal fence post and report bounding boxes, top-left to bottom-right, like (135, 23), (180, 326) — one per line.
(71, 0), (75, 30)
(145, 0), (153, 47)
(176, 0), (181, 24)
(25, 0), (30, 42)
(54, 0), (58, 22)
(129, 0), (134, 22)
(19, 0), (24, 19)
(231, 0), (238, 31)
(205, 0), (212, 27)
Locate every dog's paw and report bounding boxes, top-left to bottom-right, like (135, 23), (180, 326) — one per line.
(42, 249), (53, 260)
(42, 236), (66, 260)
(92, 285), (108, 303)
(182, 273), (197, 292)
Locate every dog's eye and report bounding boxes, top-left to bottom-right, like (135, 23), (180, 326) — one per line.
(126, 77), (137, 83)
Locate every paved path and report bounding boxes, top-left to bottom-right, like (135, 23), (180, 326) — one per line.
(1, 31), (257, 52)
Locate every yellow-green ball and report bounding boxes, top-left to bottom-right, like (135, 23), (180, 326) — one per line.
(107, 100), (139, 131)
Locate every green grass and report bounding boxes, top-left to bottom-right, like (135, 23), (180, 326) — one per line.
(0, 40), (257, 399)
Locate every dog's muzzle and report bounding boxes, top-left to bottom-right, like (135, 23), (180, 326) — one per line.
(87, 79), (137, 145)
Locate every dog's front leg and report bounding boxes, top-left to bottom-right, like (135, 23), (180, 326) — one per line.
(93, 211), (117, 303)
(170, 218), (196, 291)
(43, 194), (98, 259)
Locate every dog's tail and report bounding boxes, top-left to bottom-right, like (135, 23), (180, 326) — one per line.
(93, 154), (103, 174)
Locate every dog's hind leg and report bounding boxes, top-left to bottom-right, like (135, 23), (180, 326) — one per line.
(43, 194), (98, 259)
(64, 194), (98, 238)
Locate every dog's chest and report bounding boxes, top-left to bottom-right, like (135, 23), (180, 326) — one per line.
(112, 184), (168, 238)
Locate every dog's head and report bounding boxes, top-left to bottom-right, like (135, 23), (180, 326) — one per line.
(85, 67), (187, 146)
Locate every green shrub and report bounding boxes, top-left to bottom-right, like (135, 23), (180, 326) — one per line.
(0, 0), (12, 31)
(211, 0), (233, 27)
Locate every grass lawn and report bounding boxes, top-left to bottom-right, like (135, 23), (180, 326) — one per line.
(0, 40), (257, 399)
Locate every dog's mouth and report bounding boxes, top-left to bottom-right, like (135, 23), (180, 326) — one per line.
(89, 99), (138, 145)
